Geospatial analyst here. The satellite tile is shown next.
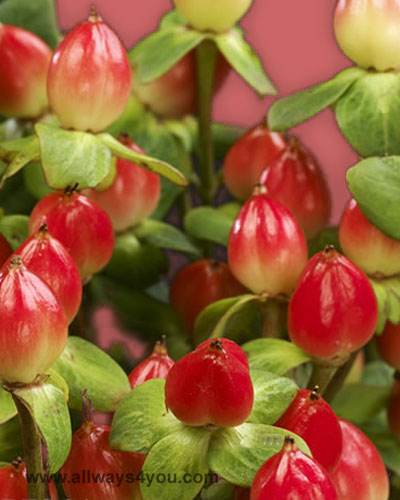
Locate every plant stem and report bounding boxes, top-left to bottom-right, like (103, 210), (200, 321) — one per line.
(177, 188), (192, 227)
(259, 299), (288, 338)
(308, 363), (339, 395)
(323, 352), (358, 403)
(195, 40), (218, 206)
(13, 395), (45, 500)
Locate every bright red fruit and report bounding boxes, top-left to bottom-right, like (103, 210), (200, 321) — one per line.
(29, 188), (115, 280)
(195, 338), (249, 369)
(339, 198), (400, 276)
(62, 421), (145, 500)
(132, 51), (230, 118)
(129, 337), (175, 389)
(84, 135), (160, 231)
(228, 185), (308, 296)
(169, 259), (247, 334)
(0, 460), (58, 500)
(165, 338), (254, 427)
(274, 387), (342, 473)
(331, 419), (389, 500)
(0, 233), (12, 267)
(223, 123), (287, 200)
(376, 322), (400, 370)
(258, 136), (331, 238)
(0, 255), (68, 383)
(13, 223), (82, 324)
(388, 377), (400, 440)
(288, 246), (378, 360)
(0, 25), (51, 118)
(47, 9), (131, 132)
(250, 436), (338, 500)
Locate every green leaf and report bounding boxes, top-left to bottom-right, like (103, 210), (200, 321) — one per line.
(336, 72), (400, 157)
(35, 124), (113, 189)
(184, 206), (236, 246)
(215, 29), (276, 96)
(159, 9), (186, 29)
(0, 0), (61, 48)
(361, 361), (395, 387)
(370, 278), (400, 334)
(0, 417), (23, 463)
(97, 132), (187, 187)
(52, 337), (130, 412)
(201, 481), (232, 500)
(243, 338), (311, 376)
(141, 427), (211, 500)
(0, 136), (40, 187)
(14, 383), (71, 473)
(248, 370), (297, 425)
(207, 423), (310, 487)
(0, 215), (29, 250)
(0, 385), (16, 424)
(347, 156), (400, 241)
(268, 67), (365, 131)
(110, 379), (184, 454)
(23, 162), (53, 200)
(308, 227), (341, 256)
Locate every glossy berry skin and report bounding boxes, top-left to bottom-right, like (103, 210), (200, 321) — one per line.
(169, 259), (247, 334)
(0, 256), (68, 383)
(228, 187), (308, 296)
(388, 378), (400, 440)
(288, 247), (378, 360)
(129, 339), (175, 389)
(334, 0), (400, 71)
(0, 461), (58, 500)
(0, 233), (12, 267)
(376, 322), (400, 370)
(223, 123), (287, 200)
(13, 224), (82, 324)
(196, 338), (249, 369)
(84, 136), (160, 231)
(250, 437), (338, 500)
(0, 25), (51, 118)
(331, 419), (389, 500)
(259, 137), (331, 238)
(274, 388), (342, 473)
(339, 198), (400, 276)
(29, 190), (115, 279)
(47, 11), (131, 132)
(132, 51), (230, 118)
(62, 422), (145, 500)
(165, 338), (254, 427)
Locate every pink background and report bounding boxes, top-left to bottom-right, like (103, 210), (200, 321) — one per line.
(55, 0), (358, 223)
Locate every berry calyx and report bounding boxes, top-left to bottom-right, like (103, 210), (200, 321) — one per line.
(0, 24), (51, 118)
(165, 338), (254, 427)
(29, 189), (115, 279)
(228, 185), (308, 296)
(339, 198), (400, 277)
(250, 436), (338, 499)
(47, 9), (131, 132)
(84, 135), (161, 231)
(169, 259), (247, 334)
(288, 246), (378, 360)
(274, 387), (342, 473)
(376, 321), (400, 370)
(128, 337), (175, 389)
(258, 136), (331, 238)
(0, 255), (68, 383)
(331, 418), (389, 500)
(196, 337), (249, 369)
(388, 375), (400, 440)
(223, 123), (287, 201)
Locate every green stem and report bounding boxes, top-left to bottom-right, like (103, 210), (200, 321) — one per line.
(13, 395), (46, 500)
(195, 40), (218, 206)
(259, 299), (288, 339)
(323, 352), (358, 403)
(308, 363), (339, 395)
(177, 188), (192, 227)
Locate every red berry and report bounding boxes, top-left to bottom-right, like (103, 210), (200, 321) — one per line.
(0, 232), (13, 267)
(165, 338), (254, 427)
(288, 246), (378, 360)
(0, 25), (51, 118)
(376, 322), (400, 370)
(331, 418), (389, 500)
(223, 123), (287, 201)
(169, 259), (247, 334)
(258, 136), (331, 238)
(132, 51), (230, 118)
(29, 188), (115, 279)
(12, 224), (82, 324)
(274, 387), (342, 473)
(388, 377), (400, 440)
(250, 436), (338, 500)
(0, 460), (58, 500)
(232, 485), (250, 499)
(228, 185), (308, 296)
(128, 337), (175, 389)
(84, 135), (160, 231)
(0, 255), (68, 383)
(339, 198), (400, 276)
(62, 421), (145, 500)
(196, 338), (249, 370)
(47, 9), (131, 132)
